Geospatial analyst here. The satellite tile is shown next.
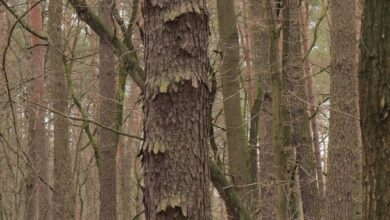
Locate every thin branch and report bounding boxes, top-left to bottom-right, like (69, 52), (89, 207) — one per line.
(126, 0), (139, 39)
(67, 0), (145, 88)
(65, 62), (100, 167)
(301, 0), (330, 62)
(26, 97), (144, 141)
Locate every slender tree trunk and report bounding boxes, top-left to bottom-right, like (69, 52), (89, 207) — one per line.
(280, 2), (300, 218)
(269, 1), (289, 218)
(25, 1), (49, 219)
(242, 0), (265, 216)
(118, 83), (140, 220)
(83, 33), (99, 220)
(248, 0), (275, 218)
(287, 1), (321, 219)
(97, 0), (118, 218)
(48, 0), (75, 218)
(359, 1), (390, 219)
(216, 0), (255, 214)
(141, 0), (210, 219)
(279, 2), (299, 219)
(325, 0), (359, 219)
(271, 30), (287, 220)
(299, 3), (326, 204)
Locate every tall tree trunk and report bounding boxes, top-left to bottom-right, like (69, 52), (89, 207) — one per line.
(281, 1), (299, 218)
(326, 0), (359, 219)
(25, 1), (50, 219)
(97, 0), (118, 218)
(141, 0), (210, 219)
(246, 0), (273, 218)
(48, 0), (75, 218)
(269, 1), (288, 218)
(248, 0), (275, 218)
(216, 0), (255, 214)
(359, 1), (390, 219)
(286, 1), (321, 219)
(280, 2), (299, 218)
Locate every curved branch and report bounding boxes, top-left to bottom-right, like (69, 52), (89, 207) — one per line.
(1, 0), (43, 175)
(210, 161), (253, 220)
(67, 0), (145, 88)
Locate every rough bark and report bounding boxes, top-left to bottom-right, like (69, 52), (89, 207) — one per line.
(25, 1), (50, 219)
(359, 1), (390, 219)
(97, 0), (118, 218)
(48, 0), (75, 218)
(326, 0), (359, 219)
(141, 0), (210, 219)
(287, 1), (321, 219)
(68, 0), (250, 216)
(216, 0), (255, 214)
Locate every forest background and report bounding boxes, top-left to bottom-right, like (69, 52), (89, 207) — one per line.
(0, 0), (389, 219)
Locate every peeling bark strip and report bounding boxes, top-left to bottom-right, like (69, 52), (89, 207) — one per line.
(142, 0), (210, 219)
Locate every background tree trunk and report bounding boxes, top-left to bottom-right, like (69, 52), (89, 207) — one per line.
(287, 1), (321, 219)
(269, 1), (289, 218)
(248, 0), (274, 220)
(216, 0), (255, 214)
(299, 3), (326, 206)
(141, 0), (210, 219)
(97, 0), (118, 218)
(48, 0), (75, 218)
(118, 84), (140, 220)
(326, 0), (359, 219)
(248, 0), (276, 218)
(359, 1), (390, 219)
(25, 1), (50, 219)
